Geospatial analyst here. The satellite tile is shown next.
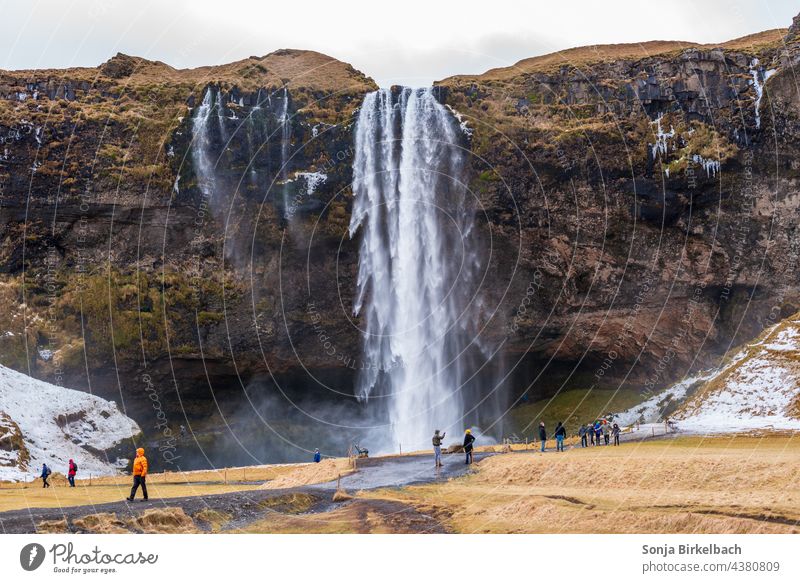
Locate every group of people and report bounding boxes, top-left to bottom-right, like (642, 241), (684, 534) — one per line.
(38, 448), (150, 503)
(577, 420), (621, 448)
(431, 428), (474, 466)
(430, 418), (624, 466)
(39, 459), (78, 488)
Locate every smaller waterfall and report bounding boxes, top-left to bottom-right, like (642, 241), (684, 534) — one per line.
(191, 88), (217, 201)
(279, 87), (292, 219)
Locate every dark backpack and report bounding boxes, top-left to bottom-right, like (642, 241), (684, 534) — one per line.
(72, 462), (78, 473)
(45, 467), (51, 476)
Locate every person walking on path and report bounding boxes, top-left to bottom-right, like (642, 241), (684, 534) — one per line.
(126, 448), (149, 501)
(313, 448), (321, 463)
(67, 459), (77, 487)
(463, 429), (475, 464)
(594, 421), (602, 446)
(589, 423), (595, 446)
(604, 424), (610, 445)
(554, 422), (566, 452)
(612, 423), (621, 446)
(538, 422), (547, 452)
(432, 430), (446, 467)
(579, 424), (588, 448)
(40, 463), (51, 488)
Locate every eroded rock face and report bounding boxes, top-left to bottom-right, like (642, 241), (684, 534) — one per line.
(0, 19), (799, 447)
(435, 25), (800, 398)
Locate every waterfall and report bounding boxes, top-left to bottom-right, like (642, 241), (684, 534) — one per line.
(191, 88), (216, 202)
(349, 87), (490, 452)
(279, 86), (292, 218)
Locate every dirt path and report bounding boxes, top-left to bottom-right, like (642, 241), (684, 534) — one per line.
(0, 452), (488, 533)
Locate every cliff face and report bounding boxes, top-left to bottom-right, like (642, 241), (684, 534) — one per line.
(436, 27), (800, 397)
(1, 19), (800, 447)
(0, 50), (375, 426)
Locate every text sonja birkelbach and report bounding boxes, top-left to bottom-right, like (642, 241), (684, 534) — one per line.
(643, 543), (743, 557)
(48, 543), (158, 574)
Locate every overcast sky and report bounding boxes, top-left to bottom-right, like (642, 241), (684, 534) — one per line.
(2, 0), (797, 87)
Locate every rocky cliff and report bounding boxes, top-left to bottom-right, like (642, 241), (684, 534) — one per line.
(1, 17), (800, 463)
(436, 26), (800, 399)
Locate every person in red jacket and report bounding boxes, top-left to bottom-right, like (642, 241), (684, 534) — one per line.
(67, 459), (77, 487)
(126, 448), (149, 501)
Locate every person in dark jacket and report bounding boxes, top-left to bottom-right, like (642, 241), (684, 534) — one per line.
(538, 422), (547, 452)
(554, 422), (567, 452)
(589, 423), (595, 446)
(313, 448), (321, 463)
(579, 424), (588, 448)
(67, 459), (77, 487)
(594, 421), (602, 446)
(463, 429), (475, 464)
(40, 463), (51, 488)
(612, 423), (621, 446)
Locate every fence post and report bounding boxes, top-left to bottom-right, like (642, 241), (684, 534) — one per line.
(399, 443), (402, 455)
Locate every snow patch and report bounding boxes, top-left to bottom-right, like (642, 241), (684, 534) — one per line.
(0, 364), (141, 482)
(649, 113), (675, 158)
(691, 154), (720, 177)
(445, 104), (473, 137)
(622, 317), (800, 435)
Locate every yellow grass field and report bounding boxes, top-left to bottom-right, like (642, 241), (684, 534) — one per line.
(3, 436), (798, 534)
(362, 435), (800, 533)
(0, 459), (351, 513)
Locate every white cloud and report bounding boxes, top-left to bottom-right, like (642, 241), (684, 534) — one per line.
(1, 0), (796, 87)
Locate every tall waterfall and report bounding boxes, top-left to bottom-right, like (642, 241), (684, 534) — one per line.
(349, 87), (492, 452)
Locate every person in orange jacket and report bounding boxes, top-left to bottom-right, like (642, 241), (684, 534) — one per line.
(126, 447), (149, 501)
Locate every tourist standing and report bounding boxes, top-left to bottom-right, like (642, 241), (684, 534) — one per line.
(554, 422), (566, 452)
(432, 430), (446, 467)
(539, 422), (547, 452)
(612, 423), (621, 446)
(463, 429), (475, 464)
(67, 459), (77, 487)
(313, 448), (321, 463)
(579, 424), (588, 448)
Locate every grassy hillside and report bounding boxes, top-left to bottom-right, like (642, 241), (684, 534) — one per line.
(508, 388), (645, 438)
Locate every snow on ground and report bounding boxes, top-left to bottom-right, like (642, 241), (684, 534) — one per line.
(618, 316), (800, 435)
(0, 364), (141, 482)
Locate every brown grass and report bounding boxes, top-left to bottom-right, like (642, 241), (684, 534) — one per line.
(441, 29), (787, 83)
(127, 507), (198, 534)
(73, 512), (129, 534)
(193, 508), (232, 532)
(259, 458), (353, 490)
(36, 518), (69, 533)
(233, 499), (433, 534)
(360, 435), (800, 534)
